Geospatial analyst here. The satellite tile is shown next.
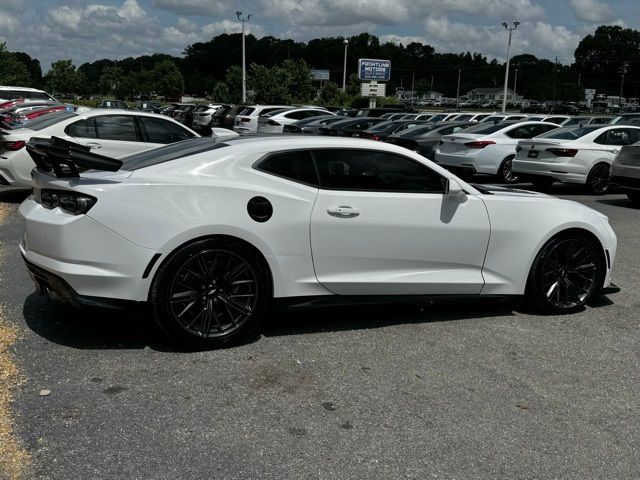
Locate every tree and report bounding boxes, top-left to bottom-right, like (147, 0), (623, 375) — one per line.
(13, 52), (42, 86)
(152, 60), (183, 99)
(99, 65), (125, 97)
(281, 59), (314, 102)
(44, 60), (83, 95)
(0, 42), (30, 86)
(248, 63), (290, 104)
(211, 66), (243, 103)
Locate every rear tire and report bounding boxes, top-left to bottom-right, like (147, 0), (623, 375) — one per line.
(586, 163), (610, 195)
(151, 237), (270, 349)
(497, 155), (518, 184)
(526, 232), (604, 314)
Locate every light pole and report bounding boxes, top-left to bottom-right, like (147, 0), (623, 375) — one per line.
(342, 38), (349, 92)
(619, 62), (629, 106)
(501, 20), (519, 114)
(456, 69), (461, 108)
(513, 67), (518, 96)
(236, 11), (252, 103)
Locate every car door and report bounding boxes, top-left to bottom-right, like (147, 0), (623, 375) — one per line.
(67, 115), (146, 158)
(309, 148), (491, 295)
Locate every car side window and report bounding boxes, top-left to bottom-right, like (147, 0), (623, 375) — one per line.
(285, 111), (313, 120)
(139, 116), (195, 144)
(529, 124), (557, 137)
(439, 127), (454, 135)
(598, 129), (634, 146)
(505, 126), (532, 139)
(66, 118), (97, 138)
(451, 126), (467, 133)
(313, 149), (446, 193)
(257, 150), (319, 186)
(94, 115), (139, 142)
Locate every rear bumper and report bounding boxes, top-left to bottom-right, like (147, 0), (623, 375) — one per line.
(512, 159), (587, 184)
(23, 256), (142, 309)
(610, 174), (640, 191)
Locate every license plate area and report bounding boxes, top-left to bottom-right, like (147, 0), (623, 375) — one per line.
(528, 150), (539, 158)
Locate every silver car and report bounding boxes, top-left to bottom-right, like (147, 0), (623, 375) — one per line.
(610, 144), (640, 204)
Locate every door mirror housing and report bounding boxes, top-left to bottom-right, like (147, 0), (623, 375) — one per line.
(446, 178), (468, 203)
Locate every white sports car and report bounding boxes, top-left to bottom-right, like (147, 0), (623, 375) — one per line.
(20, 136), (618, 348)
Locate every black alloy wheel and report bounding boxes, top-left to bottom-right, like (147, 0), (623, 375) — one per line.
(528, 233), (603, 313)
(586, 163), (610, 195)
(498, 156), (519, 184)
(152, 238), (269, 348)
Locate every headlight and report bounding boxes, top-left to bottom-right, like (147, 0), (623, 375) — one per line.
(33, 188), (97, 215)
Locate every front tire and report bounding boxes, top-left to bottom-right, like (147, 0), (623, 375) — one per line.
(586, 163), (610, 195)
(151, 238), (270, 348)
(526, 233), (604, 314)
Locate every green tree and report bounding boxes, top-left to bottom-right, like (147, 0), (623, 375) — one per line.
(152, 59), (183, 99)
(248, 63), (289, 103)
(0, 42), (30, 86)
(281, 59), (314, 102)
(98, 65), (125, 98)
(44, 59), (83, 95)
(211, 66), (243, 103)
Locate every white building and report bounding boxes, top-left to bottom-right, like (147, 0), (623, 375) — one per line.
(466, 87), (521, 102)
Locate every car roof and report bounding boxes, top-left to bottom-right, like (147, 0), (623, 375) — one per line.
(0, 86), (48, 93)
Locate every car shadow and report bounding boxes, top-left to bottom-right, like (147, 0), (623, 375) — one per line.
(596, 198), (640, 210)
(23, 291), (617, 351)
(0, 189), (31, 204)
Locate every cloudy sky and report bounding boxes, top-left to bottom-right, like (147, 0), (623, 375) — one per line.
(0, 0), (634, 71)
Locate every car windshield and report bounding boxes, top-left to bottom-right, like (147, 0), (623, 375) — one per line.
(395, 124), (442, 137)
(429, 114), (449, 122)
(482, 116), (505, 123)
(368, 121), (399, 132)
(536, 125), (602, 140)
(122, 138), (229, 171)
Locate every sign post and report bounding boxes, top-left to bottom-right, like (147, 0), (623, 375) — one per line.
(584, 88), (596, 109)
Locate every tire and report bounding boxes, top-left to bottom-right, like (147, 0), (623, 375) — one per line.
(531, 176), (554, 190)
(151, 237), (270, 349)
(526, 233), (604, 314)
(497, 155), (518, 184)
(627, 191), (640, 205)
(586, 163), (610, 195)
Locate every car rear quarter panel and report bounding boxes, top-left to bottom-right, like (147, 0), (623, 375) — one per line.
(479, 195), (615, 295)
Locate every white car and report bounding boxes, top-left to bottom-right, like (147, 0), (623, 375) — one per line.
(513, 125), (640, 194)
(0, 109), (199, 189)
(257, 108), (332, 134)
(192, 104), (224, 129)
(234, 105), (292, 133)
(434, 121), (560, 183)
(0, 86), (56, 102)
(20, 135), (617, 348)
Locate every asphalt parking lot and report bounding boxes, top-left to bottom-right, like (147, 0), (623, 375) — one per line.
(1, 183), (639, 480)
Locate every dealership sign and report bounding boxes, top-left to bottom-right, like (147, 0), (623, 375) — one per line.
(311, 69), (330, 81)
(358, 59), (391, 81)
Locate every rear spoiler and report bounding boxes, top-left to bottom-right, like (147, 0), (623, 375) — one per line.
(26, 136), (122, 178)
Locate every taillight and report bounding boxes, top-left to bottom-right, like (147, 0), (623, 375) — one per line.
(464, 140), (496, 149)
(546, 148), (578, 157)
(266, 120), (280, 126)
(3, 140), (25, 151)
(33, 188), (97, 215)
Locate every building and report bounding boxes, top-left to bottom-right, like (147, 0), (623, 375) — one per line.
(465, 87), (521, 102)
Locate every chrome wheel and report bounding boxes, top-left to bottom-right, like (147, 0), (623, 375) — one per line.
(169, 250), (258, 338)
(587, 164), (610, 195)
(541, 237), (598, 309)
(499, 157), (518, 184)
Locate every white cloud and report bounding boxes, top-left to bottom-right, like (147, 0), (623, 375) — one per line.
(152, 0), (233, 16)
(569, 0), (615, 23)
(0, 10), (20, 34)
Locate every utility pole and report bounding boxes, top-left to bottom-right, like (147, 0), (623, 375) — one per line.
(456, 69), (461, 108)
(619, 62), (629, 106)
(577, 73), (581, 87)
(501, 20), (519, 113)
(342, 38), (349, 92)
(553, 56), (558, 105)
(430, 75), (434, 92)
(513, 67), (518, 95)
(411, 72), (415, 105)
(236, 11), (252, 103)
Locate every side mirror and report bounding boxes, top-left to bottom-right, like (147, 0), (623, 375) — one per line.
(446, 178), (468, 203)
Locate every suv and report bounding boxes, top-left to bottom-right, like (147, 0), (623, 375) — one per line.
(234, 105), (291, 133)
(0, 86), (56, 102)
(610, 144), (640, 204)
(100, 100), (129, 109)
(192, 104), (224, 129)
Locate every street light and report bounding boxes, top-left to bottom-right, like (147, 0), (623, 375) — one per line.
(236, 11), (252, 103)
(342, 38), (349, 92)
(501, 20), (519, 114)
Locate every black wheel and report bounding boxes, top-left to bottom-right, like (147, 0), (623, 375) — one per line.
(527, 233), (603, 314)
(627, 191), (640, 205)
(498, 156), (518, 184)
(531, 176), (554, 190)
(151, 238), (270, 348)
(586, 163), (610, 195)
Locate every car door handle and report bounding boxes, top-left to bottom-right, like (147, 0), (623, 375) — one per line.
(85, 142), (102, 149)
(327, 206), (360, 218)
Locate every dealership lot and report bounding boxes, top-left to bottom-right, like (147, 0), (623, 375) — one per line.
(0, 184), (639, 479)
